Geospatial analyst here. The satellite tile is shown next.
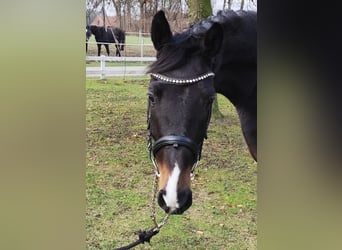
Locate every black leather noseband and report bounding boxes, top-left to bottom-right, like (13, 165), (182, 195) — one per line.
(152, 135), (199, 162)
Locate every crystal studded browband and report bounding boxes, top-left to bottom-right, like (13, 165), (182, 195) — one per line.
(150, 72), (215, 85)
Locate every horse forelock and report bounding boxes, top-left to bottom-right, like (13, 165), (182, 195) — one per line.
(147, 32), (201, 74)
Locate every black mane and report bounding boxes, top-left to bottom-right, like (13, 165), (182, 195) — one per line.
(147, 10), (256, 74)
(192, 10), (252, 36)
(147, 32), (202, 74)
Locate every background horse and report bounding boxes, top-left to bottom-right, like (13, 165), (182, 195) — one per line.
(86, 25), (125, 57)
(147, 10), (256, 214)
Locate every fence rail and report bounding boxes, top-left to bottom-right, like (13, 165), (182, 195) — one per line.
(86, 55), (156, 62)
(86, 55), (155, 78)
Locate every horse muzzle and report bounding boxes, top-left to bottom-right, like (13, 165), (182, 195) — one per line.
(157, 188), (192, 214)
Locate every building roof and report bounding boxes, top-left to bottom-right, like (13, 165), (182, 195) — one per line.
(91, 15), (119, 27)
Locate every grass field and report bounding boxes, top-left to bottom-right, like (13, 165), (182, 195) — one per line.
(86, 77), (257, 249)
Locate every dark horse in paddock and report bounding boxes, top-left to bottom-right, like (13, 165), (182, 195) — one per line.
(147, 10), (256, 214)
(86, 25), (125, 56)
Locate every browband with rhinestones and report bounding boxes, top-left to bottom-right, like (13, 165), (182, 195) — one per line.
(150, 72), (215, 85)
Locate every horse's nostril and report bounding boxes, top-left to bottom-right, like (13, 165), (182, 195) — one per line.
(157, 188), (192, 214)
(177, 189), (192, 214)
(157, 189), (167, 209)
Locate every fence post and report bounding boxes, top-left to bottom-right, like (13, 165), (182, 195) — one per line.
(140, 30), (144, 60)
(100, 55), (106, 79)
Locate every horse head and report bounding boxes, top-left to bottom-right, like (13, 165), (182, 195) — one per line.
(86, 25), (92, 42)
(147, 10), (223, 214)
(114, 28), (126, 51)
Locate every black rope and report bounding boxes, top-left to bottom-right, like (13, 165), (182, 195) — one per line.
(114, 228), (160, 250)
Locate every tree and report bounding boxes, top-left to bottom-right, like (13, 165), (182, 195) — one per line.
(187, 0), (212, 24)
(187, 0), (224, 118)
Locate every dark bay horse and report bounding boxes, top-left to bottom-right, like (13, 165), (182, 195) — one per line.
(147, 10), (256, 214)
(86, 25), (125, 56)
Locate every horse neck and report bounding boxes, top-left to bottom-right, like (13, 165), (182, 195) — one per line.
(218, 74), (257, 161)
(214, 65), (256, 107)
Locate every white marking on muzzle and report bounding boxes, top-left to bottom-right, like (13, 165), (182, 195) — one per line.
(163, 162), (180, 212)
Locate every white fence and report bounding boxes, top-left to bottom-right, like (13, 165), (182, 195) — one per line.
(86, 31), (156, 78)
(86, 55), (156, 62)
(86, 41), (155, 58)
(86, 55), (156, 79)
(86, 31), (155, 58)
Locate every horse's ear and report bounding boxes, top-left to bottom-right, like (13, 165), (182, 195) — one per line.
(202, 23), (223, 57)
(151, 10), (172, 51)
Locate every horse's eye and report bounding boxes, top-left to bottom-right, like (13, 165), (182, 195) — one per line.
(208, 96), (215, 105)
(148, 93), (155, 104)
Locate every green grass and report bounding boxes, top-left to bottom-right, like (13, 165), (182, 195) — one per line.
(86, 77), (257, 249)
(125, 35), (152, 45)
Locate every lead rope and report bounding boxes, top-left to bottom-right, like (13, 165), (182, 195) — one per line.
(151, 174), (170, 228)
(114, 175), (170, 250)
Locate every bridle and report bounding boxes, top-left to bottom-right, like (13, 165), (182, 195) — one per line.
(147, 72), (215, 177)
